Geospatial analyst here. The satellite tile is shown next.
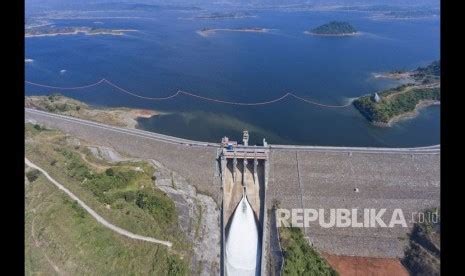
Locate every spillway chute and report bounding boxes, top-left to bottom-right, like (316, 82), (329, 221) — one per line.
(225, 195), (260, 276)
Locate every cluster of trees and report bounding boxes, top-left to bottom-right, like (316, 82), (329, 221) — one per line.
(57, 148), (176, 225)
(416, 60), (440, 76)
(412, 60), (440, 83)
(353, 87), (440, 123)
(311, 21), (357, 35)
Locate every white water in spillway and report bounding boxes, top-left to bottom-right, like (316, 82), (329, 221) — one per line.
(225, 194), (260, 276)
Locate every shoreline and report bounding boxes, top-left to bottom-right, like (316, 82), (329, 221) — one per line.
(372, 100), (440, 127)
(368, 15), (439, 21)
(25, 95), (159, 129)
(25, 29), (137, 38)
(372, 71), (413, 80)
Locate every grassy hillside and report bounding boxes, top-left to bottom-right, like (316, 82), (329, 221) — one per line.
(25, 123), (190, 275)
(280, 227), (337, 276)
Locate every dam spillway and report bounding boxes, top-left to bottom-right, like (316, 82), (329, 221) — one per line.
(225, 194), (260, 275)
(219, 135), (269, 276)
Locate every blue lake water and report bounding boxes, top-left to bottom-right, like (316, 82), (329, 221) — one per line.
(25, 9), (440, 146)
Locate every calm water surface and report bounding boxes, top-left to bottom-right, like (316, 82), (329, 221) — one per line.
(25, 9), (440, 146)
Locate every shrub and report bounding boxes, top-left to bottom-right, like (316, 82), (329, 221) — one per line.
(71, 200), (86, 218)
(33, 124), (45, 131)
(47, 93), (62, 102)
(167, 255), (187, 276)
(105, 168), (115, 176)
(134, 191), (175, 224)
(26, 169), (41, 182)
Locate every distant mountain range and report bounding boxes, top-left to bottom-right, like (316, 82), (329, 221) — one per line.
(26, 0), (440, 10)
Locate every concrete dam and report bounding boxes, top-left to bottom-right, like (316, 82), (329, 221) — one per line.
(26, 108), (441, 273)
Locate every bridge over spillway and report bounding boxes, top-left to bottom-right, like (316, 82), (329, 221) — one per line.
(25, 108), (440, 274)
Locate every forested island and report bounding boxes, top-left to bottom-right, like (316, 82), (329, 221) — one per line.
(353, 61), (440, 126)
(307, 21), (357, 36)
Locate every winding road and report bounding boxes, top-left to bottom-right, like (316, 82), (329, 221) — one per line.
(25, 158), (173, 248)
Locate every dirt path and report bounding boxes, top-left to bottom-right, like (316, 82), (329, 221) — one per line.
(25, 158), (173, 247)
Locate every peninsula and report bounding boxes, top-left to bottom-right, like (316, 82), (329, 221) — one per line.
(306, 21), (357, 36)
(353, 61), (440, 126)
(25, 26), (137, 38)
(25, 94), (158, 128)
(374, 60), (440, 84)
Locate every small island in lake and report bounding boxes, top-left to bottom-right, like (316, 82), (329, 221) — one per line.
(353, 61), (440, 126)
(192, 12), (255, 20)
(306, 21), (357, 36)
(197, 27), (269, 37)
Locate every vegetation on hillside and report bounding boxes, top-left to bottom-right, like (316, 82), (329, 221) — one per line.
(25, 123), (189, 275)
(25, 173), (188, 275)
(402, 208), (440, 276)
(412, 60), (440, 84)
(280, 227), (338, 276)
(354, 60), (440, 124)
(25, 94), (157, 128)
(310, 21), (357, 35)
(353, 85), (440, 123)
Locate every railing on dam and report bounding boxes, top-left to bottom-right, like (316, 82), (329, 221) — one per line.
(222, 148), (268, 160)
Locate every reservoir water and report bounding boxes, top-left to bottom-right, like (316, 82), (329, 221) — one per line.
(225, 195), (260, 276)
(25, 8), (440, 147)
